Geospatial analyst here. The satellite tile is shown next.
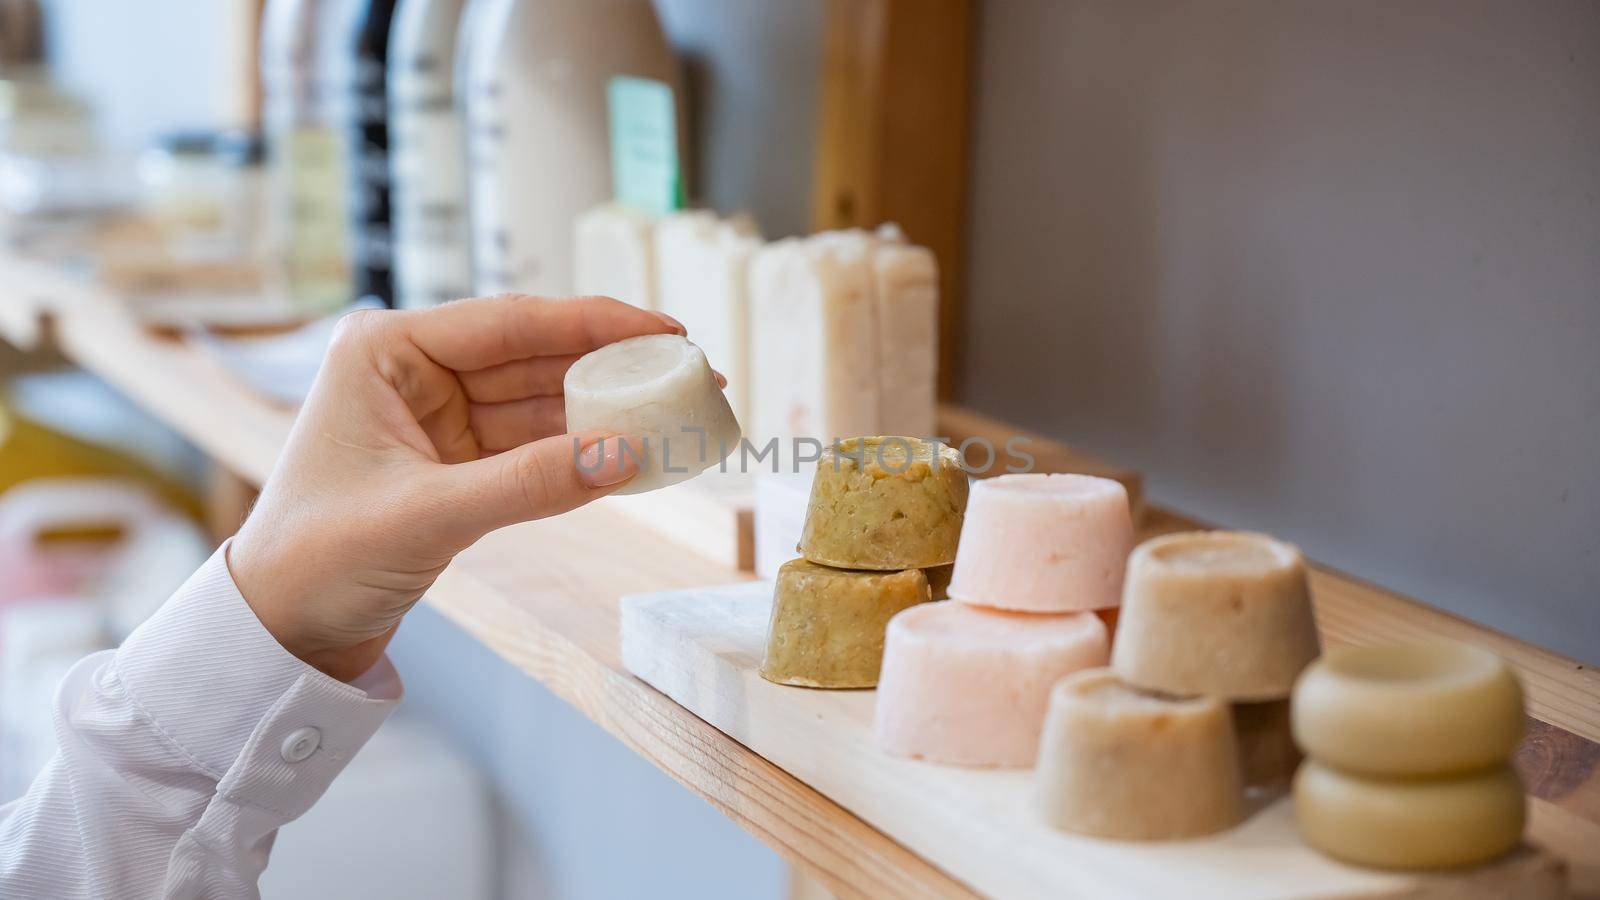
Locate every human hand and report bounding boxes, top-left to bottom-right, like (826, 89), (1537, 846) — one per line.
(229, 294), (681, 681)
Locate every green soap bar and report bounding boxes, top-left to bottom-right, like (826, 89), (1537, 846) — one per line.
(799, 436), (968, 571)
(760, 559), (931, 689)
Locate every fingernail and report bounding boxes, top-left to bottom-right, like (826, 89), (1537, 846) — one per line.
(578, 436), (641, 488)
(653, 311), (687, 335)
(713, 370), (728, 389)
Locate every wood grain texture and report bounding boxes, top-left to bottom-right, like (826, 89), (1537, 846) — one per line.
(6, 252), (1595, 894)
(621, 582), (1567, 899)
(814, 0), (973, 399)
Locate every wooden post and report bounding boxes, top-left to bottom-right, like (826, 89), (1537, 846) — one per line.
(813, 0), (974, 400)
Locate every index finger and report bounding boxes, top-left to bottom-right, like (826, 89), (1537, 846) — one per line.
(404, 294), (685, 372)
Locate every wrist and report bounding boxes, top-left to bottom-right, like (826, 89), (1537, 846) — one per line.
(226, 535), (382, 683)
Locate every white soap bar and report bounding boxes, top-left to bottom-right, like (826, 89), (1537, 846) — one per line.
(573, 203), (657, 309)
(654, 211), (761, 427)
(748, 234), (881, 445)
(754, 467), (815, 580)
(873, 241), (938, 438)
(564, 334), (741, 495)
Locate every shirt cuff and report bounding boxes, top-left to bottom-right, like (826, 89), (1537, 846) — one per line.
(113, 541), (402, 784)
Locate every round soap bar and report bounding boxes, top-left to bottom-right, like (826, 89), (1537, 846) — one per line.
(1233, 698), (1302, 790)
(760, 559), (931, 688)
(563, 333), (742, 495)
(945, 474), (1134, 612)
(874, 602), (1108, 767)
(1292, 641), (1524, 777)
(1034, 668), (1244, 839)
(799, 437), (968, 570)
(1112, 531), (1320, 701)
(1293, 761), (1525, 869)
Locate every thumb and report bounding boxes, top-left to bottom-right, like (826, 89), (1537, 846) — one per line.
(439, 431), (642, 535)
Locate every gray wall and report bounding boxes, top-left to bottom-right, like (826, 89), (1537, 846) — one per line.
(962, 0), (1600, 662)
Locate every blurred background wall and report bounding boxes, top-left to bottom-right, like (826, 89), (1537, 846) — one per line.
(961, 0), (1599, 662)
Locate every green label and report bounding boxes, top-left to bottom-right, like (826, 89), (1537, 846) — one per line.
(607, 76), (681, 216)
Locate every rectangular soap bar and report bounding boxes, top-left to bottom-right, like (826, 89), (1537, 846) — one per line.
(873, 240), (939, 438)
(573, 203), (657, 310)
(748, 233), (881, 445)
(654, 210), (761, 427)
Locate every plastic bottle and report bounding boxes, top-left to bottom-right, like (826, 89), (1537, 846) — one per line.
(387, 0), (472, 309)
(347, 0), (400, 306)
(260, 0), (356, 315)
(461, 0), (680, 296)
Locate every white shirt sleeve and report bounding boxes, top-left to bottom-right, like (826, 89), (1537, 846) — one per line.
(0, 542), (402, 899)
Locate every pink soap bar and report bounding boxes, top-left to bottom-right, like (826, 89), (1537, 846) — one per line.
(946, 474), (1134, 612)
(873, 601), (1110, 766)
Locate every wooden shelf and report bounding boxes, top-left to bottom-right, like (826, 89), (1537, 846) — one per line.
(3, 254), (1596, 897)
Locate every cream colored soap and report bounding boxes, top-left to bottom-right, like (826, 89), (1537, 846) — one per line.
(874, 602), (1109, 766)
(1293, 761), (1525, 870)
(564, 334), (741, 495)
(1035, 668), (1244, 839)
(1113, 531), (1320, 700)
(946, 474), (1134, 612)
(760, 559), (931, 688)
(573, 203), (656, 309)
(653, 211), (761, 427)
(1233, 698), (1301, 790)
(748, 234), (881, 444)
(1292, 641), (1524, 778)
(799, 437), (968, 570)
(872, 239), (938, 438)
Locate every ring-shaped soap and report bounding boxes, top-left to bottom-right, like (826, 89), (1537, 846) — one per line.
(1293, 761), (1525, 870)
(1291, 641), (1524, 777)
(873, 602), (1109, 766)
(1112, 530), (1320, 701)
(945, 474), (1134, 612)
(799, 437), (968, 571)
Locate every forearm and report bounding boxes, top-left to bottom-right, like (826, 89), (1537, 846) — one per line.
(0, 544), (401, 899)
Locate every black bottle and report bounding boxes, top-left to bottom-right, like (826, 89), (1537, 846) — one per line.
(348, 0), (400, 307)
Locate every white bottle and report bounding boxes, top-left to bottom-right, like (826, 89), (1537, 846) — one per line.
(462, 0), (680, 296)
(260, 0), (358, 315)
(387, 0), (472, 309)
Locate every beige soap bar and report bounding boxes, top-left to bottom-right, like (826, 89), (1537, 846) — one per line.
(1294, 761), (1525, 869)
(654, 211), (761, 427)
(1292, 641), (1524, 778)
(1035, 669), (1244, 840)
(760, 559), (931, 688)
(1233, 698), (1301, 790)
(748, 234), (881, 445)
(872, 236), (938, 438)
(1113, 531), (1320, 700)
(799, 437), (968, 570)
(573, 203), (657, 309)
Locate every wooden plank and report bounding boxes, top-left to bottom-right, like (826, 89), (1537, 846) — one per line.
(814, 0), (973, 399)
(426, 514), (972, 900)
(620, 582), (1567, 899)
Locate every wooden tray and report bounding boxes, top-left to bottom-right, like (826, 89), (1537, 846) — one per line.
(620, 581), (1565, 899)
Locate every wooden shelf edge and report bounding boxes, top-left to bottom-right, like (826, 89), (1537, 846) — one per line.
(425, 558), (974, 900)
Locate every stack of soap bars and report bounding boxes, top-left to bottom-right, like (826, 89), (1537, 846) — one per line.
(1036, 530), (1322, 840)
(873, 474), (1133, 766)
(1291, 641), (1526, 869)
(759, 437), (966, 689)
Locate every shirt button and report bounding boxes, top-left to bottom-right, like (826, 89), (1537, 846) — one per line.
(280, 727), (322, 763)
